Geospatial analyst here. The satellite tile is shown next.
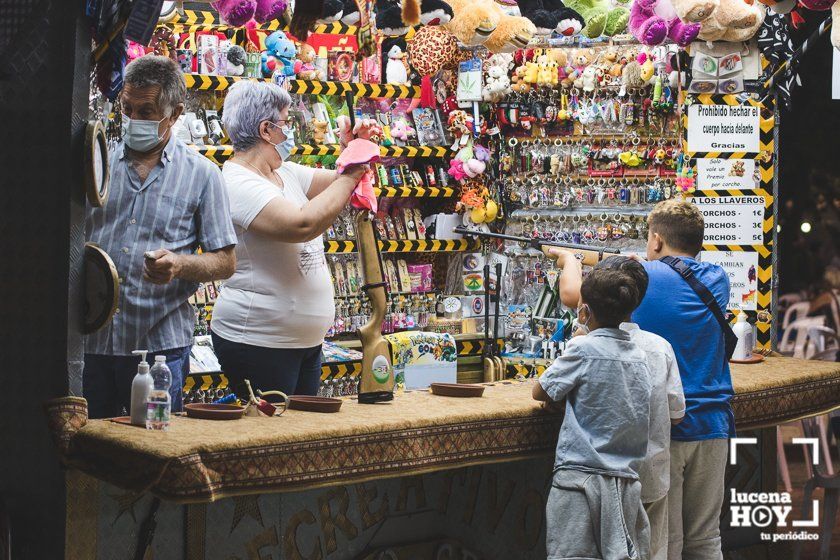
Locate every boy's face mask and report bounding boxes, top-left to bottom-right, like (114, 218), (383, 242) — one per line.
(576, 303), (591, 335)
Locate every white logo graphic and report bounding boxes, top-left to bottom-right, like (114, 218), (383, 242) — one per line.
(729, 437), (820, 542)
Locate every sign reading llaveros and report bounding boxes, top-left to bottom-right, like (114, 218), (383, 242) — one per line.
(687, 105), (761, 153)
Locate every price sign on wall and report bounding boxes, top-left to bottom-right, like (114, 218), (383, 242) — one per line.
(700, 251), (759, 311)
(687, 104), (761, 153)
(692, 196), (765, 245)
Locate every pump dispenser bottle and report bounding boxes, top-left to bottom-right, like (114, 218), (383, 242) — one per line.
(130, 350), (152, 425)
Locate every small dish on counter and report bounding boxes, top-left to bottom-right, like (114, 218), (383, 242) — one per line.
(430, 383), (486, 398)
(288, 396), (343, 413)
(185, 403), (247, 420)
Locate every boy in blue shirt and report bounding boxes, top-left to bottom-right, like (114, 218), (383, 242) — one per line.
(533, 266), (652, 560)
(633, 199), (734, 560)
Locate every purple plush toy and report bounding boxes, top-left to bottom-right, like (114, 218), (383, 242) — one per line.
(254, 0), (288, 23)
(629, 0), (700, 46)
(212, 0), (257, 26)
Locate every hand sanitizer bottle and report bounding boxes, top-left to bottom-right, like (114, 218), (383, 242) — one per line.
(733, 313), (754, 361)
(130, 350), (152, 426)
(146, 356), (172, 431)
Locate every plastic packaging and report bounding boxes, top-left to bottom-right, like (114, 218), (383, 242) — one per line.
(146, 356), (172, 431)
(732, 313), (754, 360)
(130, 350), (152, 426)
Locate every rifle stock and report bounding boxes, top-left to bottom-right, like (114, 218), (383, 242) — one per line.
(355, 211), (395, 404)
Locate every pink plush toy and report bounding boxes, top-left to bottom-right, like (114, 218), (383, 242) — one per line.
(336, 139), (381, 213)
(629, 0), (700, 46)
(463, 159), (487, 178)
(254, 0), (287, 23)
(212, 0), (257, 26)
(448, 159), (468, 182)
(390, 120), (416, 142)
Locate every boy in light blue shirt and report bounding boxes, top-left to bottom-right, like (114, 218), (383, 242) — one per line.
(533, 266), (652, 560)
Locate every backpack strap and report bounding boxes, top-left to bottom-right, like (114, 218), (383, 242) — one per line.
(659, 256), (738, 361)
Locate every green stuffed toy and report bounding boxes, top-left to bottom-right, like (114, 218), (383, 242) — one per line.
(563, 0), (629, 37)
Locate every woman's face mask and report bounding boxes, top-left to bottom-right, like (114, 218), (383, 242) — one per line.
(268, 121), (295, 161)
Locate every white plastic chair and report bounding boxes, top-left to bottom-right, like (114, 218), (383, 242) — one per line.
(778, 293), (804, 318)
(804, 326), (840, 359)
(779, 316), (826, 357)
(782, 301), (811, 331)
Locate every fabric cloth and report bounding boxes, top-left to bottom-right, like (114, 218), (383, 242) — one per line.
(757, 12), (798, 110)
(546, 469), (650, 560)
(211, 161), (335, 349)
(667, 439), (729, 560)
(211, 332), (322, 397)
(539, 328), (652, 479)
(85, 136), (236, 355)
(634, 258), (735, 441)
(621, 322), (685, 503)
(83, 346), (189, 419)
(645, 493), (669, 560)
(336, 138), (380, 213)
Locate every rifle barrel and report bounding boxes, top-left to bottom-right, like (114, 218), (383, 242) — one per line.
(453, 227), (620, 255)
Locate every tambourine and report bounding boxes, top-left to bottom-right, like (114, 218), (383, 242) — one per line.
(84, 120), (110, 207)
(83, 243), (119, 334)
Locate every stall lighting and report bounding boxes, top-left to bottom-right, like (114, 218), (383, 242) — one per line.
(801, 222), (812, 233)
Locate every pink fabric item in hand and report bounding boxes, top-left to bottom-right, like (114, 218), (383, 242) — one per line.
(336, 138), (381, 213)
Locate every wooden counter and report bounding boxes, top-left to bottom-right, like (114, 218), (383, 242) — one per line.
(46, 357), (840, 504)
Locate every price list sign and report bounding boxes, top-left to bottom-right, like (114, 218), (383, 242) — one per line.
(692, 196), (765, 245)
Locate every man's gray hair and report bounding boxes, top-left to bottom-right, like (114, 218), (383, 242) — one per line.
(222, 81), (292, 152)
(124, 55), (186, 116)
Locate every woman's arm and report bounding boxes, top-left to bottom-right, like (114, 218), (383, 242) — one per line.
(306, 168), (340, 199)
(248, 166), (366, 243)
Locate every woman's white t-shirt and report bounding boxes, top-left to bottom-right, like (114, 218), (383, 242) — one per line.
(211, 161), (335, 348)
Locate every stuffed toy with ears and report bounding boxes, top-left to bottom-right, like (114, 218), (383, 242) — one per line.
(316, 0), (345, 22)
(516, 0), (585, 36)
(226, 45), (247, 75)
(212, 0), (257, 26)
(443, 0), (536, 52)
(261, 30), (297, 77)
(629, 0), (700, 46)
(696, 0), (765, 42)
(254, 0), (287, 23)
(385, 45), (410, 84)
(377, 0), (452, 35)
(562, 0), (630, 37)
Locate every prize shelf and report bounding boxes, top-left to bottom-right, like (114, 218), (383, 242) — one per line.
(190, 144), (452, 164)
(325, 239), (480, 253)
(164, 9), (416, 39)
(184, 74), (420, 99)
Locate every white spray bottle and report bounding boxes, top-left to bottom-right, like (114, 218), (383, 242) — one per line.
(732, 314), (754, 361)
(130, 350), (153, 426)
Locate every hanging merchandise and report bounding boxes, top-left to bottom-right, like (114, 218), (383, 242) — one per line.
(441, 0), (537, 53)
(514, 0), (585, 37)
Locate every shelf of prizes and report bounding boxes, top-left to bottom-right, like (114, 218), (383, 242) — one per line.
(59, 2), (840, 558)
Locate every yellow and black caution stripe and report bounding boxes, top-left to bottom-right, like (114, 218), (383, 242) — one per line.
(183, 373), (228, 393)
(507, 362), (548, 378)
(375, 186), (456, 198)
(320, 361), (362, 381)
(183, 74), (420, 99)
(457, 338), (504, 357)
(166, 9), (415, 39)
(684, 95), (776, 349)
(324, 239), (482, 254)
(189, 144), (451, 164)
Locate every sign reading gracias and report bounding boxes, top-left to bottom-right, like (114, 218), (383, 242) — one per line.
(687, 105), (761, 153)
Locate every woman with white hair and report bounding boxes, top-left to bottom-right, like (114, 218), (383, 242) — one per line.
(211, 81), (371, 397)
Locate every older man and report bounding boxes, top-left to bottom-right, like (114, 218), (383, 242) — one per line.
(84, 55), (237, 419)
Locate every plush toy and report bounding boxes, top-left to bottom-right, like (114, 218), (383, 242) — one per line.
(376, 0), (427, 35)
(339, 0), (361, 23)
(408, 26), (459, 104)
(563, 0), (630, 37)
(756, 0), (796, 13)
(227, 45), (247, 75)
(295, 43), (324, 80)
(212, 0), (257, 27)
(564, 48), (594, 88)
(261, 30), (297, 77)
(515, 0), (585, 36)
(637, 52), (655, 83)
(316, 0), (345, 22)
(511, 65), (532, 93)
(581, 64), (600, 91)
(535, 54), (555, 86)
(311, 119), (329, 144)
(671, 0), (718, 22)
(420, 0), (455, 25)
(668, 49), (691, 88)
(622, 58), (644, 88)
(546, 48), (569, 85)
(696, 0), (765, 42)
(443, 0), (537, 52)
(126, 41), (146, 63)
(482, 53), (513, 101)
(254, 0), (287, 23)
(629, 0), (700, 46)
(385, 44), (410, 84)
(391, 119), (416, 141)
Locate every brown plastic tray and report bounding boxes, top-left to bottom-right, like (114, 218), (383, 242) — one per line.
(185, 403), (246, 420)
(430, 383), (486, 398)
(288, 396), (343, 413)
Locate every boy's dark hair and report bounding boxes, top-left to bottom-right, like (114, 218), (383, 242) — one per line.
(647, 199), (705, 256)
(580, 267), (641, 327)
(594, 256), (649, 305)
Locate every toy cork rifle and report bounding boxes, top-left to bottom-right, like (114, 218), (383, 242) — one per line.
(355, 211), (395, 404)
(453, 227), (621, 266)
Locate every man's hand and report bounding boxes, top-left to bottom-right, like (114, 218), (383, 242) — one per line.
(671, 415), (685, 426)
(143, 249), (182, 284)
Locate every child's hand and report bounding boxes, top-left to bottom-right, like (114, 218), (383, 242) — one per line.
(545, 247), (579, 269)
(671, 415), (685, 425)
(540, 400), (565, 414)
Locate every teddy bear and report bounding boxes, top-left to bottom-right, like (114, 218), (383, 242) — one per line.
(564, 48), (594, 88)
(629, 0), (700, 46)
(311, 119), (329, 145)
(562, 0), (630, 37)
(515, 0), (585, 36)
(696, 0), (765, 42)
(546, 48), (569, 85)
(581, 64), (601, 91)
(443, 0), (537, 52)
(295, 43), (324, 80)
(482, 53), (513, 101)
(511, 65), (532, 93)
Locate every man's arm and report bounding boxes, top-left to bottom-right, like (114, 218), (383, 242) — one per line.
(144, 246), (235, 284)
(665, 349), (686, 425)
(546, 248), (583, 308)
